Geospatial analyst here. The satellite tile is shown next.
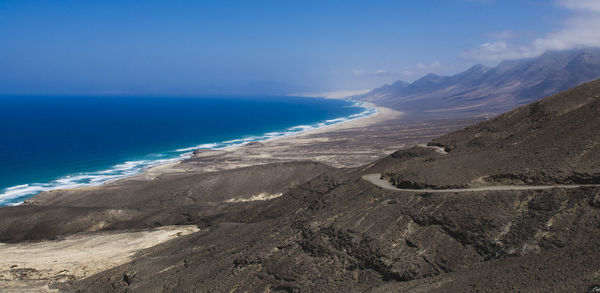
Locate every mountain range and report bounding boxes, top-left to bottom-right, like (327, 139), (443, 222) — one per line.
(355, 48), (600, 116)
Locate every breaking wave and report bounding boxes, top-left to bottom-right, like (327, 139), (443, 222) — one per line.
(0, 101), (376, 206)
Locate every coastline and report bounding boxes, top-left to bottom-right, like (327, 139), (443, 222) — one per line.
(220, 102), (389, 149)
(2, 102), (479, 290)
(0, 101), (386, 206)
(107, 102), (399, 182)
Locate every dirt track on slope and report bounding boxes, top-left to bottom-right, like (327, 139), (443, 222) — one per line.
(362, 173), (600, 192)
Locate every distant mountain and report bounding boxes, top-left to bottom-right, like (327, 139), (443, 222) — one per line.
(355, 48), (600, 115)
(362, 79), (410, 97)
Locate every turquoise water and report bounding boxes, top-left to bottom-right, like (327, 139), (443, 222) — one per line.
(0, 95), (375, 206)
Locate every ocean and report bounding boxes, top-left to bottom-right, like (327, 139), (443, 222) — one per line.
(0, 95), (375, 206)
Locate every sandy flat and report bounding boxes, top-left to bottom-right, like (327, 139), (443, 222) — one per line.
(101, 104), (478, 183)
(280, 104), (401, 136)
(117, 105), (404, 179)
(0, 225), (199, 291)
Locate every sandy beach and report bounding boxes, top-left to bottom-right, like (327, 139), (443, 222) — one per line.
(119, 104), (476, 182)
(106, 103), (399, 181)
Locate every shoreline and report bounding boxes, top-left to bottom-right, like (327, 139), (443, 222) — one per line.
(220, 102), (387, 150)
(109, 102), (399, 182)
(209, 101), (381, 151)
(1, 101), (391, 206)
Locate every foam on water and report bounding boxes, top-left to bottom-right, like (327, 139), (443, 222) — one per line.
(0, 101), (376, 206)
(175, 143), (220, 152)
(180, 101), (377, 150)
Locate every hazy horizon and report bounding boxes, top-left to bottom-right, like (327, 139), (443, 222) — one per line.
(1, 0), (600, 95)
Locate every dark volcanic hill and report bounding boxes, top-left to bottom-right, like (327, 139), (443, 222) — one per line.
(371, 78), (600, 189)
(2, 80), (600, 292)
(356, 48), (600, 115)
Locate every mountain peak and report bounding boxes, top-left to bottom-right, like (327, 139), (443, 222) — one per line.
(356, 48), (600, 114)
(409, 73), (447, 88)
(466, 64), (489, 72)
(422, 73), (440, 79)
(390, 80), (410, 87)
(452, 64), (490, 81)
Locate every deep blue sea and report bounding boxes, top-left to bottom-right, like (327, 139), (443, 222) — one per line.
(0, 95), (375, 206)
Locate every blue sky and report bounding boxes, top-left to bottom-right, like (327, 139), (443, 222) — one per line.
(0, 0), (597, 95)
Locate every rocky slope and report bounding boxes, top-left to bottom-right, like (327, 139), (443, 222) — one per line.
(355, 48), (600, 116)
(59, 80), (600, 292)
(374, 78), (600, 189)
(65, 180), (600, 292)
(2, 79), (600, 292)
(0, 162), (335, 242)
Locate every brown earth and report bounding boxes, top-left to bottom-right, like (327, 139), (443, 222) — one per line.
(375, 79), (600, 189)
(2, 80), (600, 292)
(63, 174), (600, 292)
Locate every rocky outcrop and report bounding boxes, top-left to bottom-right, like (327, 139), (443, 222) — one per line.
(373, 78), (600, 189)
(64, 173), (600, 292)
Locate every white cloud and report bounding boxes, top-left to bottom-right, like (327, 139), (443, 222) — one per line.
(462, 0), (600, 62)
(461, 41), (542, 61)
(352, 69), (365, 76)
(533, 14), (600, 50)
(347, 61), (460, 84)
(396, 61), (450, 81)
(414, 61), (440, 71)
(557, 0), (600, 12)
(351, 68), (397, 77)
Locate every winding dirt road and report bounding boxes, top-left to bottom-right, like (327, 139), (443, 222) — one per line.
(418, 144), (448, 155)
(362, 173), (600, 193)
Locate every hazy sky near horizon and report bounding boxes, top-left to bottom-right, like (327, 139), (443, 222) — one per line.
(1, 0), (598, 95)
